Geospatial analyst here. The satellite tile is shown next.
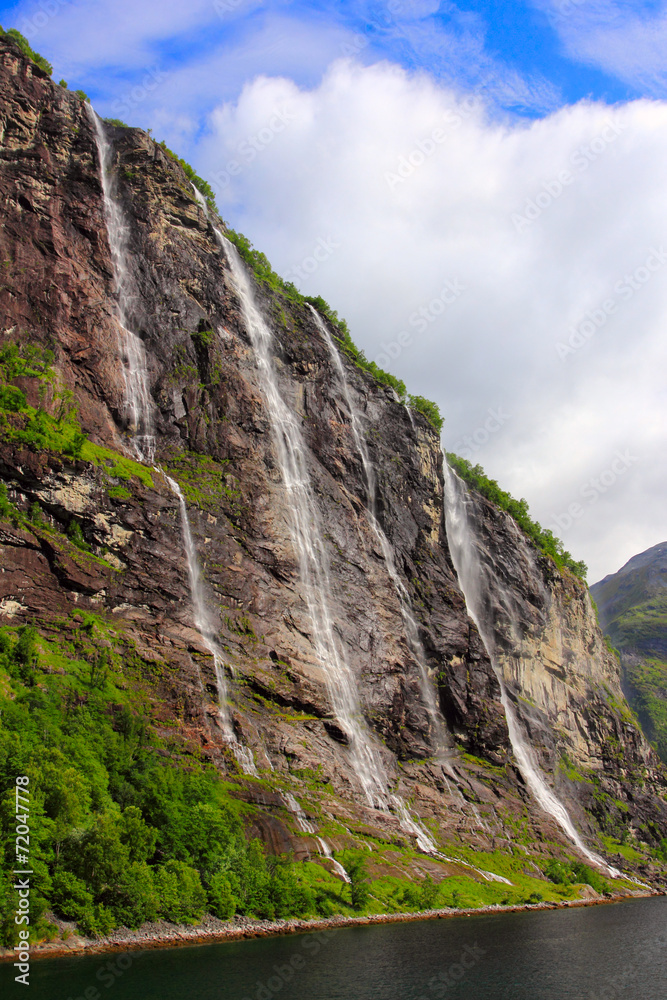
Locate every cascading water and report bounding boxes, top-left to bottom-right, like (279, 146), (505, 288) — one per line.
(86, 106), (155, 464)
(166, 477), (256, 775)
(311, 307), (450, 759)
(191, 199), (443, 853)
(442, 458), (620, 875)
(216, 235), (388, 809)
(88, 112), (256, 774)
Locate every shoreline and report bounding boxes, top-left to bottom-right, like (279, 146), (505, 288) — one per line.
(2, 888), (661, 964)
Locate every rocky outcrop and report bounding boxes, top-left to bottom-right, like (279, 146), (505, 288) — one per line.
(1, 34), (666, 875)
(463, 490), (667, 849)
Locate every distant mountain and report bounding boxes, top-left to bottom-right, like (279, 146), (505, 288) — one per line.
(591, 542), (667, 761)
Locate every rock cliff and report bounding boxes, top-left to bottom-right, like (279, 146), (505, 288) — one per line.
(1, 34), (666, 887)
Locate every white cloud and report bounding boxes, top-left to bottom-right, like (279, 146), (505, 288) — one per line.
(534, 0), (667, 96)
(196, 60), (667, 581)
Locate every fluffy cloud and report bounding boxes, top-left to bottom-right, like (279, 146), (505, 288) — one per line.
(197, 60), (667, 580)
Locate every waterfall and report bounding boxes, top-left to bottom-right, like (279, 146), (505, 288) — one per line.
(88, 112), (256, 775)
(315, 838), (351, 882)
(214, 235), (388, 809)
(311, 306), (450, 758)
(167, 476), (257, 775)
(442, 458), (620, 875)
(188, 201), (441, 852)
(87, 107), (155, 464)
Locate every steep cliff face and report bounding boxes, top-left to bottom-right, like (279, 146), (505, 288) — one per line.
(463, 490), (667, 853)
(592, 543), (667, 764)
(1, 35), (666, 883)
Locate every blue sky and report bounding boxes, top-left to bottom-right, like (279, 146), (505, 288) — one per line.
(3, 1), (667, 581)
(3, 0), (665, 132)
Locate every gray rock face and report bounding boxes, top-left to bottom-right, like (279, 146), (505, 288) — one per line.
(1, 36), (666, 873)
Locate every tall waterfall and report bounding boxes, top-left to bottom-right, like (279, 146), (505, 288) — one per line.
(88, 112), (255, 774)
(86, 107), (155, 464)
(310, 307), (449, 758)
(442, 459), (620, 875)
(217, 236), (388, 809)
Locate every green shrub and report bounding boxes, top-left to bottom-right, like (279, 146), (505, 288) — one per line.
(0, 385), (27, 412)
(408, 394), (444, 432)
(207, 871), (236, 920)
(158, 141), (218, 213)
(2, 28), (53, 75)
(154, 860), (207, 923)
(447, 453), (587, 580)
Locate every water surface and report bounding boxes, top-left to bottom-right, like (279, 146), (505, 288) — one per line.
(4, 896), (666, 999)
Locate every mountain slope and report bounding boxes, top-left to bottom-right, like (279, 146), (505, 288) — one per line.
(592, 542), (667, 762)
(1, 33), (666, 948)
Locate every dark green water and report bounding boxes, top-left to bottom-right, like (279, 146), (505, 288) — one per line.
(3, 896), (666, 999)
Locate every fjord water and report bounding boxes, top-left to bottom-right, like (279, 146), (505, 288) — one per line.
(13, 896), (667, 999)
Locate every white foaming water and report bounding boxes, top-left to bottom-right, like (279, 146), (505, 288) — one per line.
(316, 837), (351, 881)
(217, 234), (389, 810)
(186, 202), (444, 854)
(311, 307), (449, 758)
(284, 793), (315, 834)
(87, 107), (155, 463)
(442, 459), (621, 876)
(167, 476), (257, 776)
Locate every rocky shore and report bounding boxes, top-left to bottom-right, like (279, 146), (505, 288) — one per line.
(1, 890), (659, 964)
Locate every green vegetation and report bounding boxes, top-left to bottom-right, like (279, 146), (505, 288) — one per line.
(408, 395), (444, 433)
(104, 118), (131, 128)
(591, 553), (667, 764)
(624, 654), (667, 764)
(0, 27), (52, 75)
(158, 141), (217, 213)
(446, 453), (588, 580)
(0, 339), (153, 488)
(0, 622), (320, 944)
(544, 859), (609, 894)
